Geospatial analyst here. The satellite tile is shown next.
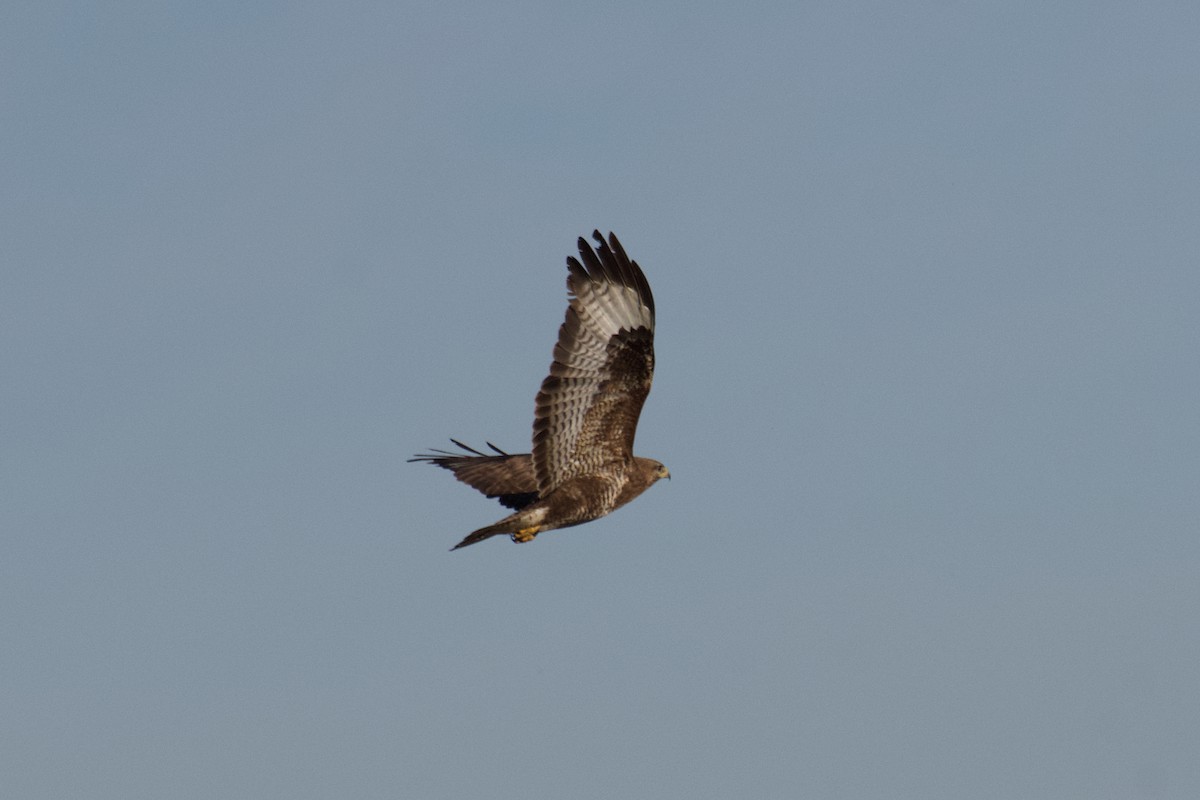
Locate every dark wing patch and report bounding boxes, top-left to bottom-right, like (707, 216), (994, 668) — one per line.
(572, 326), (654, 465)
(408, 440), (539, 510)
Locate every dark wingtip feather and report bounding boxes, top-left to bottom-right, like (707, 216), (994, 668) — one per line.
(570, 230), (655, 317)
(412, 439), (512, 462)
(448, 438), (488, 456)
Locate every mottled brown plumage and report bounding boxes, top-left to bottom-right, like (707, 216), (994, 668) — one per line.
(411, 231), (669, 550)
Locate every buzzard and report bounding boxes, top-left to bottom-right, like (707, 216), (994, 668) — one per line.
(412, 231), (669, 550)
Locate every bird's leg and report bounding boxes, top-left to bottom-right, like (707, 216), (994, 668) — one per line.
(511, 526), (540, 544)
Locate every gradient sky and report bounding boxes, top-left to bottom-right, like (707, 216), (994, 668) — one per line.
(4, 3), (1199, 798)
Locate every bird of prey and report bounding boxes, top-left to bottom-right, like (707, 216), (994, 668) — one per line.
(412, 231), (669, 550)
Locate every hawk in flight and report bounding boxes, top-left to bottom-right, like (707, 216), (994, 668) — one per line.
(412, 231), (669, 550)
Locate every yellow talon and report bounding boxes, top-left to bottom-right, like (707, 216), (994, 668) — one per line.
(511, 526), (540, 543)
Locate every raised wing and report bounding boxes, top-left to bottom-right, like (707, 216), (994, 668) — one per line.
(408, 440), (539, 510)
(532, 231), (656, 493)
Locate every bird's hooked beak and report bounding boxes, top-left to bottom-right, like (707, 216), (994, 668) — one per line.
(659, 465), (671, 481)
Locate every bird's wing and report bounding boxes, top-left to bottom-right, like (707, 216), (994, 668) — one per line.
(532, 231), (656, 493)
(409, 440), (539, 510)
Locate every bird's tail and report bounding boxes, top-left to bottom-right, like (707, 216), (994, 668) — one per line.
(450, 521), (511, 551)
(450, 507), (548, 551)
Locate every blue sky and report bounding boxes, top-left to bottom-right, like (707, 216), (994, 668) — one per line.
(4, 3), (1199, 798)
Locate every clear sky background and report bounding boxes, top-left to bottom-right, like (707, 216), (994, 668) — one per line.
(4, 3), (1199, 798)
